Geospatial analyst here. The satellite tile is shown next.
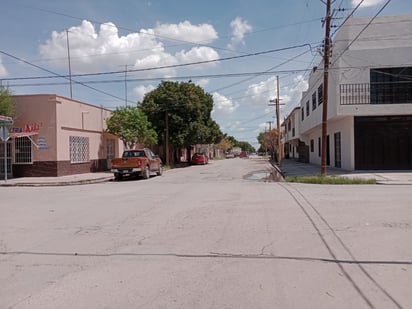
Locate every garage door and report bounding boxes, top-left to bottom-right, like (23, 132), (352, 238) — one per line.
(355, 116), (412, 170)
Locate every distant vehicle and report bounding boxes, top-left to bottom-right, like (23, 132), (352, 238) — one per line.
(225, 153), (235, 159)
(110, 148), (163, 180)
(232, 147), (242, 157)
(239, 151), (249, 158)
(191, 153), (209, 165)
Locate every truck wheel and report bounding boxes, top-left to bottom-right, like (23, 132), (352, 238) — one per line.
(114, 173), (122, 181)
(143, 166), (150, 179)
(156, 164), (163, 176)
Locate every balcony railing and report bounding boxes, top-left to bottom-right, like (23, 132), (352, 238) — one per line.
(340, 82), (412, 105)
(340, 83), (370, 105)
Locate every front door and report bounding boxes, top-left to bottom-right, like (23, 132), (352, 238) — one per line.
(106, 139), (115, 169)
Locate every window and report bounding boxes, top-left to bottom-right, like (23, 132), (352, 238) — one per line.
(370, 67), (412, 104)
(306, 101), (310, 117)
(312, 92), (317, 111)
(288, 120), (292, 131)
(334, 132), (341, 168)
(318, 137), (321, 157)
(15, 137), (33, 164)
(70, 136), (89, 163)
(318, 84), (323, 105)
(301, 107), (304, 120)
(310, 139), (314, 152)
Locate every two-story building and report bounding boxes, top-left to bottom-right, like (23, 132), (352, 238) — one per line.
(282, 106), (302, 160)
(0, 94), (124, 178)
(298, 14), (412, 170)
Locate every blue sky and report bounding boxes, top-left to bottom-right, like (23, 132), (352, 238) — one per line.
(1, 0), (411, 149)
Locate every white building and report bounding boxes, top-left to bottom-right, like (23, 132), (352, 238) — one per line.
(298, 14), (412, 170)
(283, 107), (301, 160)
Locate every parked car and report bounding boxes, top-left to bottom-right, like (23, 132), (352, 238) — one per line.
(239, 151), (249, 158)
(191, 153), (209, 165)
(110, 148), (163, 180)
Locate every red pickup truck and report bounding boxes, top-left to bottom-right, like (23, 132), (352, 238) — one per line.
(110, 148), (163, 180)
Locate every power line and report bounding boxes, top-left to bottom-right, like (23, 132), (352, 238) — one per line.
(3, 43), (314, 83)
(332, 0), (392, 66)
(0, 50), (130, 104)
(211, 47), (314, 93)
(25, 4), (322, 63)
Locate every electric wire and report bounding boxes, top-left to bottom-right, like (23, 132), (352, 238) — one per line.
(332, 0), (393, 66)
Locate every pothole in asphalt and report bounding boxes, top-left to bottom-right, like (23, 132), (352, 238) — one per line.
(244, 170), (274, 182)
(244, 169), (285, 182)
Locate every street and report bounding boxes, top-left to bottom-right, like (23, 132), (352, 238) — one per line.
(1, 158), (411, 308)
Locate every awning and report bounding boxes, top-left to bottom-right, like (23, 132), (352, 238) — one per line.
(8, 132), (39, 148)
(9, 132), (39, 138)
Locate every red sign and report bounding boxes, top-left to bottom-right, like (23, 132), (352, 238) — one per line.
(0, 115), (13, 121)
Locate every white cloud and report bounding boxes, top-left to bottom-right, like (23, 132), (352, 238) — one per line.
(153, 20), (218, 43)
(194, 79), (210, 88)
(39, 20), (220, 74)
(175, 46), (219, 69)
(245, 75), (308, 112)
(134, 84), (155, 102)
(245, 77), (277, 106)
(212, 92), (239, 120)
(227, 17), (253, 50)
(352, 0), (386, 8)
(0, 56), (7, 77)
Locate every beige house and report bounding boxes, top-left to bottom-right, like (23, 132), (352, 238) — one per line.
(1, 94), (123, 177)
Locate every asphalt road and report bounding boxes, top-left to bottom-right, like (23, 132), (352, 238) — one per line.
(1, 158), (411, 308)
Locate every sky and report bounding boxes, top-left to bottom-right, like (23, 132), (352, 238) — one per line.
(1, 0), (411, 149)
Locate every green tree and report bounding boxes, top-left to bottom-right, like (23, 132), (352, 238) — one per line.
(217, 136), (234, 154)
(0, 86), (15, 117)
(140, 81), (223, 160)
(257, 129), (279, 156)
(225, 135), (255, 153)
(106, 106), (157, 149)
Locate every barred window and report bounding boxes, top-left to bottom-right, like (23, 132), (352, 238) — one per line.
(318, 84), (323, 105)
(15, 137), (33, 164)
(70, 136), (89, 163)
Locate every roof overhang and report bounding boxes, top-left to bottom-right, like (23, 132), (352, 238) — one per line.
(8, 132), (39, 148)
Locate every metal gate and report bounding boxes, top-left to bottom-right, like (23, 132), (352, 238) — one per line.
(0, 141), (12, 178)
(355, 116), (412, 170)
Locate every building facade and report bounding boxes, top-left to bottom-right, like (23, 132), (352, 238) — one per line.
(283, 107), (302, 160)
(298, 14), (412, 170)
(0, 94), (123, 177)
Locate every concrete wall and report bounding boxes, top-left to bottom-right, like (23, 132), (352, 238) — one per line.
(11, 94), (123, 176)
(12, 94), (58, 162)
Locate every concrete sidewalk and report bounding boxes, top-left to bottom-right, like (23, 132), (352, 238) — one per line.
(0, 172), (114, 187)
(278, 158), (412, 185)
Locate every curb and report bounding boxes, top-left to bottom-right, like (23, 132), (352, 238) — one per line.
(0, 176), (113, 187)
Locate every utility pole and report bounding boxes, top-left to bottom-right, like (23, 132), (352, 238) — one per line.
(165, 111), (169, 166)
(266, 121), (273, 131)
(276, 75), (281, 166)
(66, 30), (73, 99)
(321, 0), (332, 176)
(269, 76), (282, 166)
(124, 64), (129, 107)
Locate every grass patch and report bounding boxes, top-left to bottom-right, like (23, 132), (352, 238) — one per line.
(285, 175), (376, 184)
